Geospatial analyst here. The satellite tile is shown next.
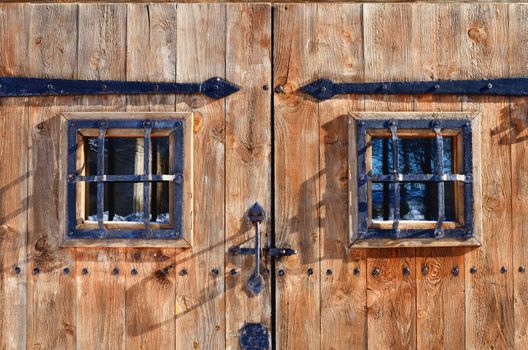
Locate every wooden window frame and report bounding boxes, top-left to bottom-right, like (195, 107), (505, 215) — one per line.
(349, 112), (483, 248)
(60, 112), (193, 248)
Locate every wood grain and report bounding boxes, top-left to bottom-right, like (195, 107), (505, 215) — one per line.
(27, 4), (78, 349)
(125, 4), (177, 348)
(274, 4), (321, 349)
(225, 3), (272, 348)
(75, 4), (127, 349)
(174, 4), (226, 349)
(508, 3), (528, 349)
(460, 3), (514, 349)
(317, 4), (367, 350)
(412, 5), (466, 349)
(0, 4), (28, 349)
(363, 4), (417, 349)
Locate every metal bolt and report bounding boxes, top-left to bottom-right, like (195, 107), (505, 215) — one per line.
(519, 266), (526, 273)
(99, 121), (107, 128)
(372, 267), (380, 276)
(162, 267), (170, 275)
(403, 266), (410, 276)
(452, 267), (460, 276)
(307, 268), (314, 276)
(144, 121), (152, 128)
(326, 268), (333, 276)
(274, 85), (284, 94)
(381, 84), (388, 90)
(131, 268), (138, 276)
(180, 268), (188, 276)
(63, 267), (70, 275)
(487, 83), (493, 89)
(47, 84), (54, 90)
(353, 268), (360, 276)
(434, 84), (441, 90)
(262, 268), (270, 276)
(36, 123), (45, 131)
(14, 267), (21, 275)
(154, 84), (160, 91)
(67, 231), (74, 237)
(421, 265), (429, 275)
(68, 174), (76, 182)
(501, 266), (508, 273)
(33, 268), (40, 275)
(174, 173), (184, 184)
(470, 266), (477, 274)
(278, 269), (285, 276)
(320, 86), (327, 92)
(262, 85), (269, 91)
(211, 268), (220, 277)
(388, 120), (397, 127)
(82, 268), (89, 275)
(112, 268), (120, 275)
(431, 121), (442, 129)
(230, 268), (237, 276)
(358, 121), (366, 127)
(101, 84), (107, 91)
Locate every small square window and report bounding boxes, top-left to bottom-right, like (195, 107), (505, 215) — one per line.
(350, 113), (482, 248)
(62, 113), (193, 247)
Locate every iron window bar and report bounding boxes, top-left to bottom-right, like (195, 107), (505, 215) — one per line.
(67, 119), (185, 240)
(357, 119), (474, 240)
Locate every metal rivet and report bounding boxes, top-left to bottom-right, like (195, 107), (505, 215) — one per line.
(180, 268), (188, 276)
(307, 268), (314, 276)
(162, 267), (170, 275)
(278, 269), (285, 276)
(112, 268), (120, 275)
(434, 84), (441, 90)
(82, 268), (89, 275)
(452, 267), (460, 276)
(67, 231), (74, 236)
(421, 265), (429, 275)
(372, 267), (380, 276)
(47, 84), (54, 90)
(274, 85), (284, 94)
(501, 266), (508, 273)
(174, 173), (183, 184)
(211, 268), (219, 277)
(470, 266), (477, 274)
(388, 120), (397, 127)
(68, 174), (76, 181)
(154, 84), (160, 91)
(381, 84), (388, 90)
(36, 123), (45, 131)
(353, 268), (360, 276)
(262, 85), (269, 91)
(320, 86), (327, 92)
(403, 266), (411, 276)
(99, 121), (107, 128)
(101, 84), (107, 90)
(14, 267), (21, 274)
(487, 83), (493, 89)
(262, 268), (270, 276)
(131, 268), (138, 276)
(33, 268), (40, 275)
(326, 269), (333, 276)
(519, 266), (526, 273)
(144, 121), (152, 128)
(63, 267), (70, 275)
(230, 268), (237, 276)
(133, 252), (141, 260)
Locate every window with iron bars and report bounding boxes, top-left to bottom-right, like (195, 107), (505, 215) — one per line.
(65, 118), (186, 241)
(353, 116), (478, 244)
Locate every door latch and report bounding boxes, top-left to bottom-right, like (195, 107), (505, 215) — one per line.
(228, 202), (297, 295)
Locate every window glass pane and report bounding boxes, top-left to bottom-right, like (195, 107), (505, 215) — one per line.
(85, 136), (170, 176)
(400, 182), (456, 221)
(370, 136), (454, 175)
(86, 182), (170, 223)
(371, 182), (394, 220)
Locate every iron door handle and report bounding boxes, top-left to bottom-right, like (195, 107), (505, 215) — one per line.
(228, 202), (297, 295)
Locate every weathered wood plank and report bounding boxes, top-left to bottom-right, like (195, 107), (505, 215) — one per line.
(274, 4), (321, 349)
(27, 4), (78, 349)
(174, 4), (226, 349)
(125, 4), (177, 349)
(508, 4), (528, 349)
(0, 4), (28, 349)
(225, 3), (272, 348)
(460, 4), (514, 349)
(316, 4), (366, 350)
(412, 4), (465, 349)
(75, 4), (127, 349)
(363, 4), (416, 349)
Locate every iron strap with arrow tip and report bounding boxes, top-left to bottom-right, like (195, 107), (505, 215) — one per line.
(301, 77), (528, 101)
(0, 76), (239, 99)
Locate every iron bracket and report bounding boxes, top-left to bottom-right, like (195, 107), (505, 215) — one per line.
(0, 76), (239, 99)
(302, 77), (528, 101)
